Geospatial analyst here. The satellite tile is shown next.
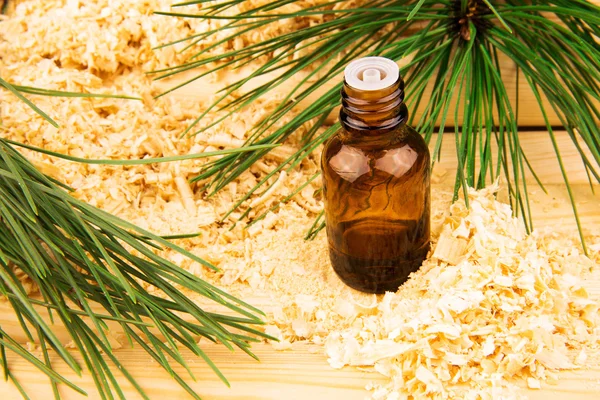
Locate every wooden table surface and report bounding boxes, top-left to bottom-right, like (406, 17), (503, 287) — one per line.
(1, 130), (600, 399)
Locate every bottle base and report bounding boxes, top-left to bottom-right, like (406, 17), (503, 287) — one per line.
(328, 243), (429, 294)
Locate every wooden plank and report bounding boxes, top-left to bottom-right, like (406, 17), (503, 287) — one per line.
(2, 341), (600, 400)
(1, 130), (599, 399)
(429, 131), (600, 232)
(431, 131), (596, 185)
(0, 340), (383, 400)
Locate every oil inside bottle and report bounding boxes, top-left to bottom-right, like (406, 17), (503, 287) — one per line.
(321, 56), (430, 294)
(328, 219), (429, 293)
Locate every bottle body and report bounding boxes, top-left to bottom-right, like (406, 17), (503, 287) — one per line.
(321, 61), (430, 294)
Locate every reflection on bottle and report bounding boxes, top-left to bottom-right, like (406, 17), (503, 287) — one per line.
(374, 145), (418, 178)
(329, 145), (370, 183)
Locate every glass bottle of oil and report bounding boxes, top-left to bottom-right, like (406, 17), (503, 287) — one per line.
(321, 57), (430, 294)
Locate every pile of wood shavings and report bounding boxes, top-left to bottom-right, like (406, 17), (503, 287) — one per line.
(325, 183), (600, 399)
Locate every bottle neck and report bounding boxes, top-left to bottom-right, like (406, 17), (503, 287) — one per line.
(339, 77), (408, 141)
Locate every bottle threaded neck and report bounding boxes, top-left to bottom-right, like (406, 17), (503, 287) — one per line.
(340, 76), (408, 136)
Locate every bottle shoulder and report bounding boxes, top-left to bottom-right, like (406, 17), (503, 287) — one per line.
(322, 125), (430, 185)
(403, 125), (430, 160)
(323, 125), (430, 160)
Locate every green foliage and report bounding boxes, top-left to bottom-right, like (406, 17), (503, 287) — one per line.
(0, 83), (274, 399)
(155, 0), (600, 251)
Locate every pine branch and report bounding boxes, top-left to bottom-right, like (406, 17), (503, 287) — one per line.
(156, 0), (600, 251)
(0, 83), (273, 398)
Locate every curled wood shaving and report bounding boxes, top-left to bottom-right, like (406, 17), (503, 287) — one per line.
(432, 226), (468, 265)
(174, 176), (196, 216)
(249, 171), (287, 208)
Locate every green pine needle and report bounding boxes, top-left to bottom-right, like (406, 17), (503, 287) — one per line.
(0, 78), (59, 128)
(0, 77), (142, 127)
(6, 138), (279, 166)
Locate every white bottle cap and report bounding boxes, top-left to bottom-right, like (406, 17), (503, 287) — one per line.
(344, 57), (399, 91)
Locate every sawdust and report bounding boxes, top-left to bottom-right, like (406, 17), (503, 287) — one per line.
(1, 1), (600, 399)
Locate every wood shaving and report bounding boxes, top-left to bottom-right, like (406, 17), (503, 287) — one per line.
(0, 261), (37, 297)
(249, 171), (287, 208)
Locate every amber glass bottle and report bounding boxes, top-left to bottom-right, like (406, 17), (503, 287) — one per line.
(321, 57), (430, 294)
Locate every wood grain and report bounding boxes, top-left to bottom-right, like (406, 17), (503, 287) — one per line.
(430, 131), (597, 185)
(2, 341), (600, 400)
(1, 131), (599, 399)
